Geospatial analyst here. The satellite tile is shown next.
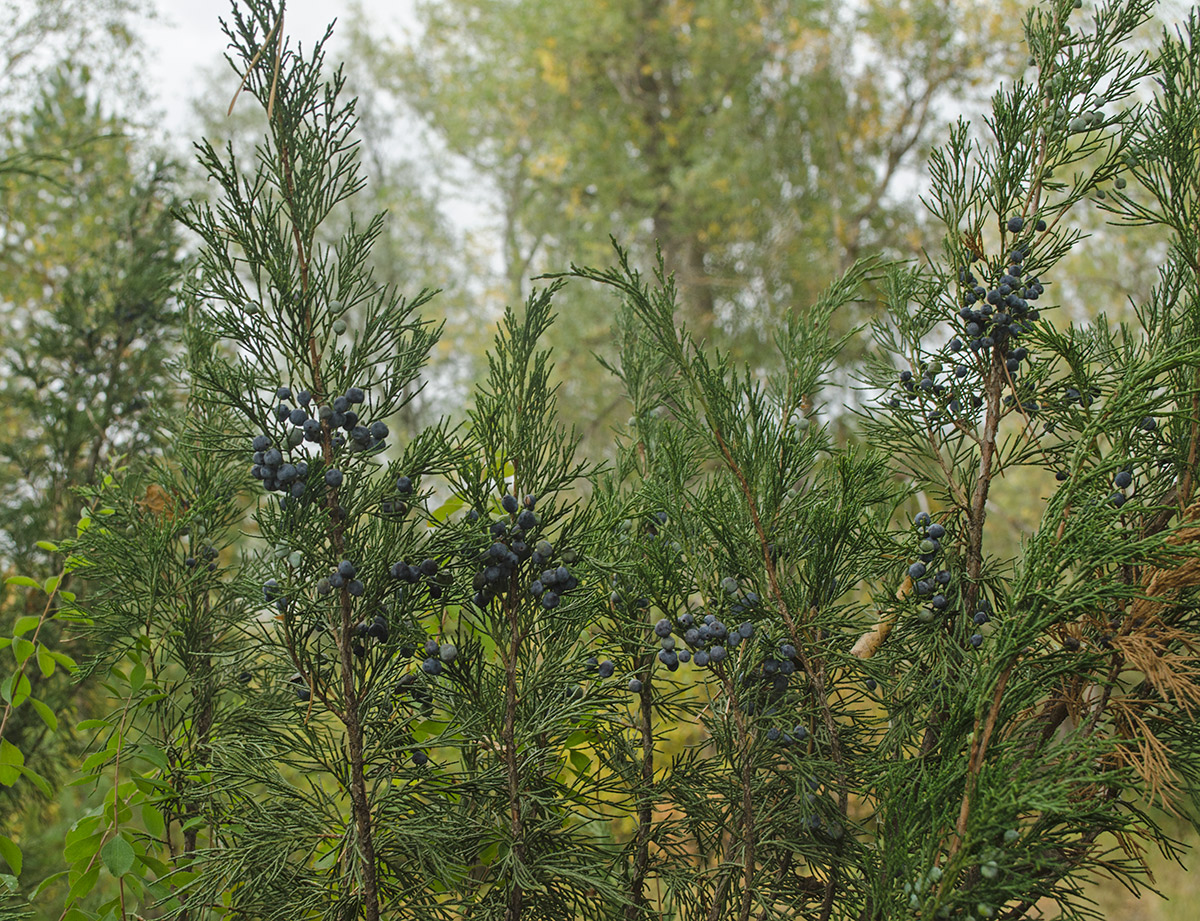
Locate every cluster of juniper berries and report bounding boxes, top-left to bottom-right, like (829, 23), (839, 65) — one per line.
(906, 512), (954, 626)
(249, 384), (389, 506)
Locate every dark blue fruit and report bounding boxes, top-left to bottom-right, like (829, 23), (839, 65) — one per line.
(501, 494), (519, 514)
(598, 660), (615, 679)
(1114, 471), (1132, 488)
(396, 476), (413, 494)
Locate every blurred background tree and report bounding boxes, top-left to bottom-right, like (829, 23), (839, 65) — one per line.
(343, 0), (1027, 449)
(0, 62), (183, 908)
(0, 0), (154, 124)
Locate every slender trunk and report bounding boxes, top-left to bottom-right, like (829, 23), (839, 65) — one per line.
(503, 594), (524, 921)
(338, 585), (381, 921)
(276, 90), (380, 915)
(626, 664), (656, 921)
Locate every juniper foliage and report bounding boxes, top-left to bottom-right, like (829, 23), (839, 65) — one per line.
(19, 0), (1200, 920)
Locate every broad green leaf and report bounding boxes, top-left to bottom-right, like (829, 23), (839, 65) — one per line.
(80, 750), (111, 773)
(32, 870), (67, 899)
(12, 674), (30, 707)
(1, 673), (31, 707)
(431, 493), (465, 522)
(18, 764), (51, 796)
(31, 697), (57, 731)
(129, 662), (146, 691)
(12, 615), (39, 636)
(139, 853), (169, 875)
(65, 815), (102, 845)
(569, 749), (592, 776)
(136, 744), (169, 772)
(36, 644), (55, 678)
(35, 540), (58, 552)
(313, 846), (340, 870)
(43, 574), (60, 594)
(141, 803), (165, 838)
(4, 576), (38, 588)
(65, 864), (99, 905)
(76, 718), (110, 731)
(0, 835), (21, 876)
(100, 836), (134, 878)
(0, 739), (24, 768)
(12, 637), (34, 667)
(63, 832), (103, 863)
